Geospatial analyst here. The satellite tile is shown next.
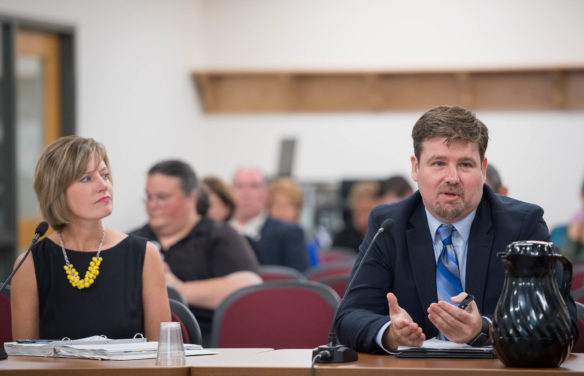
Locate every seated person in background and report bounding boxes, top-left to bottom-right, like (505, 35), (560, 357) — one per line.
(231, 167), (309, 272)
(378, 175), (413, 204)
(485, 164), (508, 196)
(268, 177), (304, 224)
(332, 181), (380, 253)
(268, 177), (322, 267)
(201, 176), (237, 223)
(12, 136), (170, 340)
(130, 160), (261, 340)
(336, 105), (578, 353)
(565, 177), (584, 258)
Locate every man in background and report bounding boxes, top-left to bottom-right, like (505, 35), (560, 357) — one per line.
(485, 164), (508, 196)
(231, 167), (309, 272)
(378, 175), (413, 204)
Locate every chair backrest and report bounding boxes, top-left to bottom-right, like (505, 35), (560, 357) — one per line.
(0, 293), (12, 347)
(573, 302), (584, 353)
(1, 283), (10, 300)
(573, 287), (584, 303)
(318, 248), (356, 265)
(169, 298), (202, 345)
(171, 312), (191, 344)
(211, 281), (339, 349)
(572, 263), (584, 291)
(318, 275), (350, 298)
(305, 261), (355, 282)
(258, 265), (307, 282)
(167, 286), (187, 305)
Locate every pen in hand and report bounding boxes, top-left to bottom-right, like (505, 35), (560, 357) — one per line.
(458, 294), (475, 311)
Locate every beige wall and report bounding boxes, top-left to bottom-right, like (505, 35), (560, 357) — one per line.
(0, 0), (583, 231)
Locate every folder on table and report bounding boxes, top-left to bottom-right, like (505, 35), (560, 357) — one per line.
(393, 338), (495, 359)
(4, 334), (146, 357)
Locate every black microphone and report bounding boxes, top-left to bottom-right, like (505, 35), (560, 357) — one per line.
(0, 222), (49, 297)
(312, 218), (394, 363)
(0, 222), (48, 361)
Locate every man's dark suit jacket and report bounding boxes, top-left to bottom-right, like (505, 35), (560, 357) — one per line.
(246, 216), (309, 272)
(336, 185), (578, 353)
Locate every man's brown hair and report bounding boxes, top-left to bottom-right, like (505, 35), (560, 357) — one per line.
(412, 106), (489, 162)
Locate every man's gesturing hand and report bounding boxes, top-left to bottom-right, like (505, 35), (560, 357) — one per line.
(427, 292), (483, 343)
(382, 293), (426, 351)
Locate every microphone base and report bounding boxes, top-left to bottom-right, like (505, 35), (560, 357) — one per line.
(312, 344), (358, 363)
(0, 348), (7, 360)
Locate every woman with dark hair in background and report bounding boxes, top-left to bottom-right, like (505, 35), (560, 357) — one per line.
(200, 176), (237, 223)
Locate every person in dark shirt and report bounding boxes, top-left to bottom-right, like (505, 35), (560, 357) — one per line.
(131, 160), (261, 340)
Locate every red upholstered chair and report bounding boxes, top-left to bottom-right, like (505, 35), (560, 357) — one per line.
(573, 287), (584, 304)
(171, 312), (190, 344)
(258, 265), (307, 282)
(572, 302), (584, 353)
(0, 293), (12, 347)
(318, 275), (350, 298)
(170, 298), (202, 345)
(305, 261), (354, 282)
(210, 281), (339, 349)
(318, 248), (356, 265)
(572, 263), (584, 291)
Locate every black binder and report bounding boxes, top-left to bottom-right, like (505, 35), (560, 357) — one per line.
(394, 347), (495, 358)
(392, 338), (495, 359)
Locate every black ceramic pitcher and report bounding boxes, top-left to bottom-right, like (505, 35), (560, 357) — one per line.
(493, 240), (574, 367)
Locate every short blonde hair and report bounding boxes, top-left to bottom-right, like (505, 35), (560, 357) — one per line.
(33, 136), (111, 232)
(269, 177), (304, 211)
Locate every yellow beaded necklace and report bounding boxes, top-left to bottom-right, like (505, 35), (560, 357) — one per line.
(59, 228), (105, 290)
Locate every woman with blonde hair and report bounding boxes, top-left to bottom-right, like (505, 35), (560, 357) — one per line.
(11, 136), (170, 340)
(268, 177), (304, 224)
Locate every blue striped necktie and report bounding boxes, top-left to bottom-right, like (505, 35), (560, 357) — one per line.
(436, 224), (462, 304)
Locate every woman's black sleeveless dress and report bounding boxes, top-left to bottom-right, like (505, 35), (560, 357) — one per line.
(31, 235), (146, 340)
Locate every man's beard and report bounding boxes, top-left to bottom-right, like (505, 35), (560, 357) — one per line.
(434, 184), (465, 221)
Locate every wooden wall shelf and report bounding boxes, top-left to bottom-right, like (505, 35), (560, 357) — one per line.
(193, 68), (584, 113)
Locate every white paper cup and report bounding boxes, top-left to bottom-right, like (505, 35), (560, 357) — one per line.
(156, 322), (185, 366)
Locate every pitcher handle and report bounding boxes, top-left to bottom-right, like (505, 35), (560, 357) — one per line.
(556, 255), (573, 302)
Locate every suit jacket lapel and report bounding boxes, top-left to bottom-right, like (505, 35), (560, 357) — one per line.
(465, 198), (494, 310)
(406, 203), (437, 317)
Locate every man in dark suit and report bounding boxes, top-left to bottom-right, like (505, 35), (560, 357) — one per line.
(231, 167), (309, 272)
(336, 106), (578, 354)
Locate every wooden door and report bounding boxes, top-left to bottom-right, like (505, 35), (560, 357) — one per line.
(16, 30), (61, 248)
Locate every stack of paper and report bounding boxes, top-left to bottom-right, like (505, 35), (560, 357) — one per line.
(4, 335), (114, 357)
(4, 336), (216, 360)
(56, 341), (159, 360)
(3, 341), (56, 357)
(55, 342), (212, 360)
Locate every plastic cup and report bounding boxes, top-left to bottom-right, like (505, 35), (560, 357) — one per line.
(156, 322), (185, 366)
